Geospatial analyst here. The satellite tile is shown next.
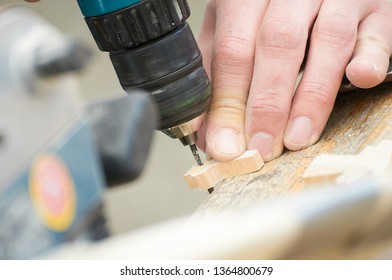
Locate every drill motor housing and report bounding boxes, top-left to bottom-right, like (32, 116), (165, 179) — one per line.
(78, 0), (211, 133)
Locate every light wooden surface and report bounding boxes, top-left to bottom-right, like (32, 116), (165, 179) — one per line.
(193, 83), (392, 259)
(302, 140), (392, 185)
(184, 150), (264, 190)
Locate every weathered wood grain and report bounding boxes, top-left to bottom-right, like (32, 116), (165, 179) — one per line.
(194, 83), (392, 218)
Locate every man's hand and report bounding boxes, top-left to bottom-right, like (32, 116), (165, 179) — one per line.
(197, 0), (392, 162)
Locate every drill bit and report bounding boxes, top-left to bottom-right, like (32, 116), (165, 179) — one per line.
(190, 144), (203, 166)
(189, 144), (214, 194)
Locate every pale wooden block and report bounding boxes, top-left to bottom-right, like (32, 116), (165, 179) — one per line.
(184, 150), (264, 191)
(302, 154), (357, 177)
(358, 140), (392, 176)
(303, 140), (392, 185)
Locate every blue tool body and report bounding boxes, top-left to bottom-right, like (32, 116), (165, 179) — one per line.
(77, 0), (142, 17)
(0, 118), (105, 259)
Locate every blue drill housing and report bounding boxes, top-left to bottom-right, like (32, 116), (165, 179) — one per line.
(77, 0), (142, 17)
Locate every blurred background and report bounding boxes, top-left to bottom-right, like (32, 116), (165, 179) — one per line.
(5, 0), (209, 234)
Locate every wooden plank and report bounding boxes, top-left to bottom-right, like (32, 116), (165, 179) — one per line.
(194, 83), (392, 218)
(184, 150), (264, 191)
(192, 83), (392, 259)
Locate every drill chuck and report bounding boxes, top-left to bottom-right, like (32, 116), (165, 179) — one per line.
(78, 0), (211, 141)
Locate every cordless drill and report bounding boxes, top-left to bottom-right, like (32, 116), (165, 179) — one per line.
(76, 0), (211, 165)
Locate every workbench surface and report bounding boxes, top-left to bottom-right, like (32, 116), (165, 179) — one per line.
(194, 83), (392, 259)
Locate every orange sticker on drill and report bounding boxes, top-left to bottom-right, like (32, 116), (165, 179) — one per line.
(29, 153), (76, 232)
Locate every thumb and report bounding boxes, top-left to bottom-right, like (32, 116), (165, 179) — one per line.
(206, 97), (247, 161)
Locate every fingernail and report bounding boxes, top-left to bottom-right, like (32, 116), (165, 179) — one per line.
(248, 132), (275, 161)
(358, 60), (381, 76)
(213, 128), (240, 156)
(285, 116), (314, 149)
(348, 60), (384, 84)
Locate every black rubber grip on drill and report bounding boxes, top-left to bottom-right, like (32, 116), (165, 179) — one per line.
(85, 0), (191, 52)
(110, 23), (211, 130)
(110, 23), (200, 85)
(149, 61), (211, 130)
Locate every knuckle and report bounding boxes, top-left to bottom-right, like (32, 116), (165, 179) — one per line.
(259, 20), (305, 52)
(209, 95), (246, 120)
(299, 81), (336, 109)
(314, 14), (356, 47)
(250, 91), (288, 117)
(213, 35), (255, 67)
